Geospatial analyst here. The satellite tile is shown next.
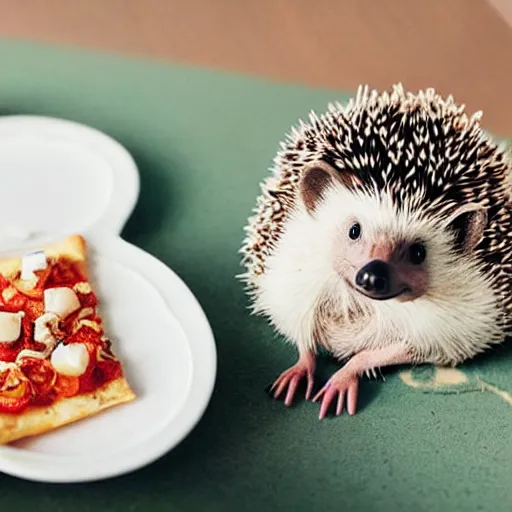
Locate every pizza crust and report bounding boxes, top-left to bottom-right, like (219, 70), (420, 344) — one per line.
(0, 234), (87, 279)
(41, 234), (87, 262)
(0, 376), (136, 445)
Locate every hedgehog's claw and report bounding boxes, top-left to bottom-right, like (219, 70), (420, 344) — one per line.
(270, 351), (316, 406)
(312, 371), (359, 419)
(312, 345), (412, 418)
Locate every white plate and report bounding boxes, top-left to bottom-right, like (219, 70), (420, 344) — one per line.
(0, 115), (139, 248)
(0, 116), (217, 483)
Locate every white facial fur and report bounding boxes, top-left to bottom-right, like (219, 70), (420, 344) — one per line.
(253, 181), (504, 366)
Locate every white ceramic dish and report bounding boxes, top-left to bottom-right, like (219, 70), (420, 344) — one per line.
(0, 116), (217, 483)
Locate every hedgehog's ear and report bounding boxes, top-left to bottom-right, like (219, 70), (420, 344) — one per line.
(445, 203), (488, 253)
(299, 161), (352, 213)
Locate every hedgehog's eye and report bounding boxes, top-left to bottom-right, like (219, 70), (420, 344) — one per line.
(349, 223), (361, 240)
(409, 243), (426, 264)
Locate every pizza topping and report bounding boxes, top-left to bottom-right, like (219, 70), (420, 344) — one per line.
(16, 347), (53, 361)
(74, 282), (92, 294)
(0, 238), (131, 416)
(0, 361), (16, 371)
(0, 290), (27, 313)
(67, 324), (103, 345)
(0, 311), (24, 344)
(90, 358), (122, 388)
(97, 338), (117, 362)
(0, 274), (10, 291)
(76, 291), (98, 309)
(76, 307), (94, 321)
(34, 312), (60, 345)
(53, 374), (80, 398)
(21, 250), (47, 280)
(73, 318), (102, 334)
(50, 342), (90, 377)
(0, 365), (32, 413)
(67, 306), (93, 333)
(2, 286), (17, 303)
(46, 260), (84, 288)
(14, 265), (52, 299)
(44, 287), (81, 319)
(19, 357), (57, 402)
(0, 345), (19, 363)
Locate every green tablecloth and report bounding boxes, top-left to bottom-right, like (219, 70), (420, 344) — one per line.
(0, 40), (511, 512)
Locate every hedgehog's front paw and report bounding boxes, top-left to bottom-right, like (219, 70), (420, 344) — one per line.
(270, 351), (316, 406)
(312, 370), (359, 419)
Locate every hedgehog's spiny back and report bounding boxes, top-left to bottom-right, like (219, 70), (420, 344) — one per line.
(240, 84), (512, 305)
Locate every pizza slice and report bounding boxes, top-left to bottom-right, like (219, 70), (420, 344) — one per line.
(0, 234), (135, 445)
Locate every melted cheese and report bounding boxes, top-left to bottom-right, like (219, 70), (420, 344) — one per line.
(2, 286), (16, 303)
(21, 250), (47, 280)
(50, 343), (90, 376)
(44, 287), (81, 319)
(34, 312), (59, 345)
(17, 348), (51, 361)
(78, 319), (101, 332)
(74, 282), (92, 294)
(76, 307), (94, 320)
(0, 311), (23, 343)
(0, 361), (16, 371)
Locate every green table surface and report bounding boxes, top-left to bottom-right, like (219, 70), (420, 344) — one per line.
(0, 40), (511, 512)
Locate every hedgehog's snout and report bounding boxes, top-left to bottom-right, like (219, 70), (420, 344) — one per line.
(355, 260), (391, 298)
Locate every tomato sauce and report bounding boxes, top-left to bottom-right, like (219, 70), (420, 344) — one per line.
(0, 257), (123, 413)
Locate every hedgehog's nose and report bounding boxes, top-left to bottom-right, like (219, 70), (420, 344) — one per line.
(355, 260), (391, 297)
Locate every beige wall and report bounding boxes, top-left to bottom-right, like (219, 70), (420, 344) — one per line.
(1, 0), (512, 136)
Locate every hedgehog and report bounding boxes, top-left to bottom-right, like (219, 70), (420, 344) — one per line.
(238, 83), (512, 419)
